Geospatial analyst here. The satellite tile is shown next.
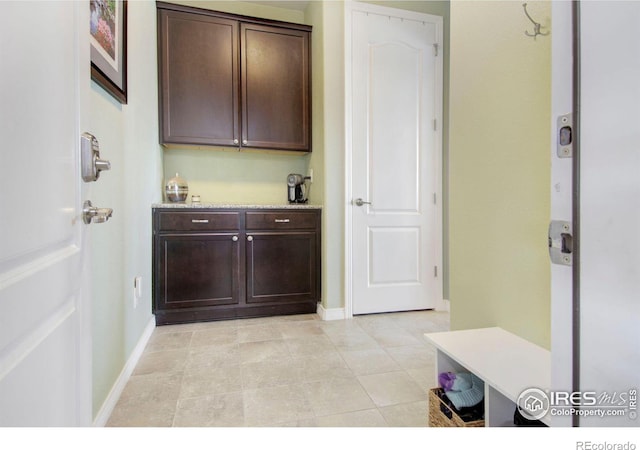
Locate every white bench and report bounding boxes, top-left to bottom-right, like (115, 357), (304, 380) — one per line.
(424, 327), (551, 426)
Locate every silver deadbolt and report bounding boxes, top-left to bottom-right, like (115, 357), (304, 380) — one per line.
(549, 220), (573, 266)
(354, 198), (372, 207)
(83, 200), (113, 224)
(81, 132), (111, 182)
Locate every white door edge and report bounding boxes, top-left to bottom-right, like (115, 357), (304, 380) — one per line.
(343, 1), (444, 318)
(550, 0), (574, 428)
(75, 0), (93, 425)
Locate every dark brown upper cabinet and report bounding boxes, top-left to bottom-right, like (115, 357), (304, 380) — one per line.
(157, 3), (311, 152)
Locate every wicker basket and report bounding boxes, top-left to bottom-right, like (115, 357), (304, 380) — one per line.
(428, 388), (485, 427)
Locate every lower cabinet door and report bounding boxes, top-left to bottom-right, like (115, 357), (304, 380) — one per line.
(246, 232), (317, 304)
(156, 233), (241, 309)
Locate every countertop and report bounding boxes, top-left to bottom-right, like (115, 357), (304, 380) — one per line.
(152, 202), (322, 210)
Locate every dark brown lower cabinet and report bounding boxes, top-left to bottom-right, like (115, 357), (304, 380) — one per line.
(153, 208), (320, 325)
(246, 232), (317, 304)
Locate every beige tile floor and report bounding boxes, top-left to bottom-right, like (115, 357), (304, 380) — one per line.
(107, 309), (449, 427)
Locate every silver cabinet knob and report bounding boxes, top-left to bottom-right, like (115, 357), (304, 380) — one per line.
(354, 198), (372, 207)
(233, 139), (239, 145)
(247, 235), (253, 242)
(232, 235), (238, 242)
(82, 200), (113, 224)
(242, 139), (248, 145)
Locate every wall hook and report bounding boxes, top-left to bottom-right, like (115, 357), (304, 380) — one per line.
(522, 3), (549, 40)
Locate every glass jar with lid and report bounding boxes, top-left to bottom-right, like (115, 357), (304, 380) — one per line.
(165, 173), (188, 202)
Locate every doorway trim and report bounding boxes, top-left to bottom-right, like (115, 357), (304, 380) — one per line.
(343, 1), (444, 318)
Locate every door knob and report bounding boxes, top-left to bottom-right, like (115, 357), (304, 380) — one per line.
(81, 132), (111, 182)
(354, 198), (372, 207)
(82, 200), (113, 224)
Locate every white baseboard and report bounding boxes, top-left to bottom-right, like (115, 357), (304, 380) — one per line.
(436, 299), (450, 313)
(316, 303), (346, 321)
(92, 316), (156, 427)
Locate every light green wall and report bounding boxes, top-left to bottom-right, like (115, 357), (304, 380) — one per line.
(89, 0), (162, 419)
(306, 0), (325, 208)
(171, 0), (307, 23)
(449, 1), (551, 348)
(308, 0), (345, 310)
(164, 148), (308, 204)
(305, 1), (332, 309)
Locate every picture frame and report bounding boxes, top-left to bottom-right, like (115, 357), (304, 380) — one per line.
(90, 0), (127, 104)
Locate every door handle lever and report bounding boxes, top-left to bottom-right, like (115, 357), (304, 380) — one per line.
(82, 200), (113, 224)
(354, 198), (372, 207)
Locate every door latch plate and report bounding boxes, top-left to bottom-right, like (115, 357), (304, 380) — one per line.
(557, 113), (573, 158)
(549, 220), (573, 266)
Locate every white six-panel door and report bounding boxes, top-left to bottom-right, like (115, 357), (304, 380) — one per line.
(0, 1), (91, 425)
(347, 3), (442, 315)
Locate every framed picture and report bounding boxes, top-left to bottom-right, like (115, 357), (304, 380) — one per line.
(90, 0), (127, 104)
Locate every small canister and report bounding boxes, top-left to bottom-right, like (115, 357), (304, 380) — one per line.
(165, 173), (188, 202)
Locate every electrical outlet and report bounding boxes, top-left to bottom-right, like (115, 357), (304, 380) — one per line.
(308, 169), (313, 183)
(133, 276), (142, 309)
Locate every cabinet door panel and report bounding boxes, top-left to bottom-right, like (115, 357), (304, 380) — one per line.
(241, 24), (310, 151)
(246, 232), (317, 303)
(159, 10), (239, 145)
(157, 234), (240, 309)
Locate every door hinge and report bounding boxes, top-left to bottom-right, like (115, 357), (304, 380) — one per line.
(434, 266), (438, 277)
(433, 192), (437, 205)
(432, 119), (437, 131)
(433, 43), (439, 57)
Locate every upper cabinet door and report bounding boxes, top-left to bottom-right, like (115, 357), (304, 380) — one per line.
(158, 10), (239, 146)
(241, 24), (311, 152)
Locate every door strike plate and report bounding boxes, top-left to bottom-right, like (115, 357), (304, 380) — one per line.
(557, 113), (573, 158)
(549, 220), (573, 266)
